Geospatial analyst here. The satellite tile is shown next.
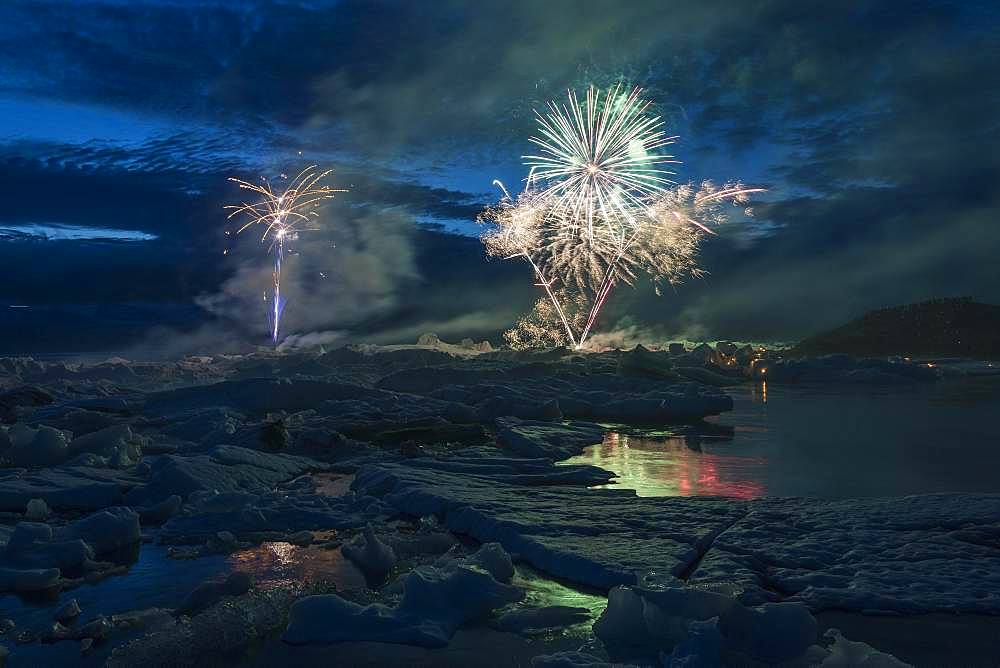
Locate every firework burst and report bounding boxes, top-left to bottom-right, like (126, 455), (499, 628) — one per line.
(526, 84), (678, 242)
(481, 86), (764, 349)
(225, 165), (347, 344)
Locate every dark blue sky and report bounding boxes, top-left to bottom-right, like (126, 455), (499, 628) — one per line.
(1, 0), (998, 353)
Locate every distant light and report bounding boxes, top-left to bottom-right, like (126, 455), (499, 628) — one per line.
(8, 305), (29, 309)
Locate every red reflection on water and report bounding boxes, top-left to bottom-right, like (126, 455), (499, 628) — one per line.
(596, 432), (765, 499)
(226, 533), (368, 592)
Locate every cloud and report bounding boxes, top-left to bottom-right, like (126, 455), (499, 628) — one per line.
(0, 223), (157, 241)
(196, 205), (419, 336)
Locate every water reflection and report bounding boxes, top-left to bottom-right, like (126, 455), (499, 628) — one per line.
(749, 379), (768, 404)
(563, 431), (766, 499)
(227, 535), (368, 593)
(577, 378), (1000, 499)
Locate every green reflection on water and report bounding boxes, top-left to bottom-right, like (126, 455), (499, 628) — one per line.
(561, 431), (766, 499)
(505, 564), (608, 639)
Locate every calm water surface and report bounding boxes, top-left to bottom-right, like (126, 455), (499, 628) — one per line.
(562, 376), (1000, 498)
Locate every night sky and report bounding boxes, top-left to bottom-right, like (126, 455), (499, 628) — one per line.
(1, 0), (998, 354)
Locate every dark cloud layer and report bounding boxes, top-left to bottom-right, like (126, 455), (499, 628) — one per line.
(1, 0), (998, 353)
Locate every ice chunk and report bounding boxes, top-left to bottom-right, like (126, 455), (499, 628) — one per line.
(530, 651), (613, 667)
(4, 424), (71, 467)
(720, 601), (816, 663)
(663, 618), (723, 668)
(595, 586), (815, 665)
(816, 629), (913, 667)
(68, 424), (147, 468)
(0, 566), (60, 593)
(284, 558), (523, 647)
(57, 506), (140, 555)
(467, 542), (514, 583)
(342, 525), (397, 580)
(494, 605), (591, 633)
(55, 598), (82, 622)
(25, 497), (49, 521)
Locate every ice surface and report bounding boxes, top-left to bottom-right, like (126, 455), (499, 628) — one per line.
(0, 348), (993, 665)
(0, 466), (142, 511)
(356, 439), (1000, 614)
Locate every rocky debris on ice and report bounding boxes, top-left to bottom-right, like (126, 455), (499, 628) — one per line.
(283, 543), (523, 647)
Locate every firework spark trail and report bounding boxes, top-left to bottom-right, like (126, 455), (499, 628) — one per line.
(225, 165), (346, 344)
(488, 176), (579, 347)
(481, 85), (765, 349)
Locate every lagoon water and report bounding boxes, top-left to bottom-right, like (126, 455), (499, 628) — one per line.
(563, 377), (1000, 499)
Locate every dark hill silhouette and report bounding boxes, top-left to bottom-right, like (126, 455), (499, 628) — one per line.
(792, 298), (1000, 358)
